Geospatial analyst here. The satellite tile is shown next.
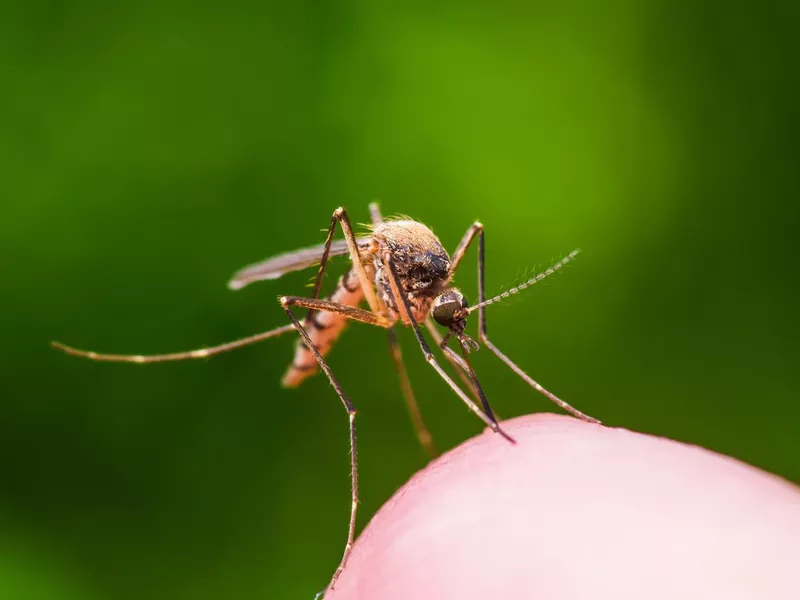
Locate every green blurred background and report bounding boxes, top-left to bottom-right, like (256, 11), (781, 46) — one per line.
(2, 1), (798, 598)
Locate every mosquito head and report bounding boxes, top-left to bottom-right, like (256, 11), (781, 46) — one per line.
(432, 288), (469, 330)
(432, 288), (481, 353)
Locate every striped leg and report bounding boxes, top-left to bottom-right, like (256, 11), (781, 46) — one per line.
(51, 324), (296, 363)
(451, 222), (600, 423)
(282, 304), (360, 598)
(386, 321), (438, 458)
(281, 297), (387, 327)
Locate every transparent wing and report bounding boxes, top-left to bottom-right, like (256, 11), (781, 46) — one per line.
(228, 237), (371, 290)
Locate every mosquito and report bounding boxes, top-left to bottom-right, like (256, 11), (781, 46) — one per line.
(52, 202), (600, 597)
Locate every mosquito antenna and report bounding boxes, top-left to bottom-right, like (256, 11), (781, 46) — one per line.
(51, 323), (296, 363)
(466, 249), (581, 314)
(488, 264), (536, 312)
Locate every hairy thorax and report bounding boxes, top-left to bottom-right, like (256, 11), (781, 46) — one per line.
(367, 220), (452, 324)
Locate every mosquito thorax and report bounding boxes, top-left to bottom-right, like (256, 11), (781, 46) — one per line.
(373, 220), (452, 296)
(432, 289), (468, 330)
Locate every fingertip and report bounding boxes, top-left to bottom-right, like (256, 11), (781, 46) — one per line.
(327, 414), (800, 600)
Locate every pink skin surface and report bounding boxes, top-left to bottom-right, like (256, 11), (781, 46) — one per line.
(326, 414), (800, 600)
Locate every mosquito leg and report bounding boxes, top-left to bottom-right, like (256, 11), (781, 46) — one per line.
(328, 207), (389, 319)
(368, 203), (438, 458)
(51, 208), (383, 367)
(280, 295), (394, 387)
(386, 328), (438, 458)
(303, 208), (377, 331)
(283, 207), (389, 389)
(299, 207), (390, 347)
(449, 221), (484, 275)
(307, 209), (341, 301)
(281, 297), (388, 327)
(380, 250), (514, 443)
(479, 337), (599, 423)
(282, 303), (359, 595)
(452, 222), (600, 424)
(51, 324), (296, 363)
(284, 294), (438, 457)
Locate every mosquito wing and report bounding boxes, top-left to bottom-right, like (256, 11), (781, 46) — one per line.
(228, 237), (372, 290)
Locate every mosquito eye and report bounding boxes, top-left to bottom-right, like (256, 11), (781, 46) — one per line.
(432, 302), (459, 326)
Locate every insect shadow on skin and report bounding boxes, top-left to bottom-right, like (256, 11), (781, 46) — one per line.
(51, 202), (600, 598)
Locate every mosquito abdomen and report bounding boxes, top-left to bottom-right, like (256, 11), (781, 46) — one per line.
(282, 266), (365, 388)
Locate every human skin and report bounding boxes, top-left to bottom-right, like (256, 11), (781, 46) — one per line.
(325, 413), (800, 600)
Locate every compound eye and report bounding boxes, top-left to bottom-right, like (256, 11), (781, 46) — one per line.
(432, 290), (467, 326)
(433, 301), (459, 326)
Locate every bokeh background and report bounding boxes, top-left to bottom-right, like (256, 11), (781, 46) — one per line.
(2, 2), (798, 598)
